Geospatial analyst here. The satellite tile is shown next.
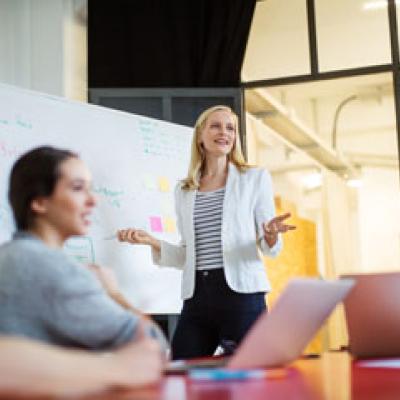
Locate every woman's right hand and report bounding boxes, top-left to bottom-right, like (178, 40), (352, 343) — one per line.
(117, 229), (161, 252)
(113, 323), (164, 387)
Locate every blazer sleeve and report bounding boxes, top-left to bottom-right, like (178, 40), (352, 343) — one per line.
(254, 169), (282, 258)
(151, 184), (186, 269)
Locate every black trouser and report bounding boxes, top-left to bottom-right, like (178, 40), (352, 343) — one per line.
(171, 268), (266, 360)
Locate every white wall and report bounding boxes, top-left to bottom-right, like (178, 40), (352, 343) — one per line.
(247, 85), (400, 275)
(243, 0), (392, 80)
(315, 0), (391, 71)
(258, 78), (400, 272)
(0, 0), (86, 100)
(0, 0), (30, 88)
(358, 168), (400, 271)
(242, 0), (310, 81)
(63, 0), (87, 101)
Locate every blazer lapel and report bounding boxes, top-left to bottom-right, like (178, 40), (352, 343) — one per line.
(223, 163), (239, 224)
(184, 188), (196, 238)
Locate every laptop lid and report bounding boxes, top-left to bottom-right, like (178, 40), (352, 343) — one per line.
(228, 278), (354, 369)
(341, 272), (400, 358)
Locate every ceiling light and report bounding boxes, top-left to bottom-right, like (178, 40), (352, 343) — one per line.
(301, 172), (322, 190)
(346, 178), (363, 188)
(363, 0), (398, 11)
(344, 169), (363, 188)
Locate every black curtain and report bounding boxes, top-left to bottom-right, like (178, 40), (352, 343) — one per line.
(88, 0), (257, 87)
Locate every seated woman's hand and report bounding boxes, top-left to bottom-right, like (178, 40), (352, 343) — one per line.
(113, 323), (164, 387)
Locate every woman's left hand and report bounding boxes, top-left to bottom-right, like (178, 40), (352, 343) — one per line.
(263, 212), (296, 247)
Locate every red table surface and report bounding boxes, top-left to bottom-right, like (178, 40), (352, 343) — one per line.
(1, 352), (400, 399)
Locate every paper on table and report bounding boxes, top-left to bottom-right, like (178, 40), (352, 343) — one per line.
(357, 359), (400, 369)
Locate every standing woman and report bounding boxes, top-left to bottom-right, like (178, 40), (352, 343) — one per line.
(118, 105), (295, 360)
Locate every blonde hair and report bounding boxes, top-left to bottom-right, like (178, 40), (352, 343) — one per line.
(181, 105), (250, 191)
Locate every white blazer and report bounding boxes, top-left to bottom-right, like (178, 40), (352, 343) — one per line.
(152, 163), (282, 300)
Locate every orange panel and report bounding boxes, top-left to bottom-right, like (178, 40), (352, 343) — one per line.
(264, 197), (321, 354)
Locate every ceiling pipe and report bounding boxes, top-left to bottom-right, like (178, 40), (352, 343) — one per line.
(331, 95), (358, 150)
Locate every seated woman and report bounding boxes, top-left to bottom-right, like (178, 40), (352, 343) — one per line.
(0, 146), (166, 350)
(0, 332), (162, 397)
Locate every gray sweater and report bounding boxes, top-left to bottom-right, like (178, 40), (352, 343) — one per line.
(0, 232), (138, 349)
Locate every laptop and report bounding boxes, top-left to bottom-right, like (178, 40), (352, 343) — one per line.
(167, 278), (354, 372)
(341, 272), (400, 358)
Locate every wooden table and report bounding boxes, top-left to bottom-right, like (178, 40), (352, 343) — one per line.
(3, 352), (400, 399)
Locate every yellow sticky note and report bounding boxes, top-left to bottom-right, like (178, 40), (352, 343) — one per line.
(158, 177), (170, 192)
(164, 217), (176, 233)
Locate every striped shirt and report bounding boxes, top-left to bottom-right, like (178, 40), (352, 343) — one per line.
(194, 187), (225, 271)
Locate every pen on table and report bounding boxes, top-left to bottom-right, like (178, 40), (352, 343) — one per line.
(189, 368), (286, 381)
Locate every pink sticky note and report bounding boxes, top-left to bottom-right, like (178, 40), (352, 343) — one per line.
(150, 216), (163, 232)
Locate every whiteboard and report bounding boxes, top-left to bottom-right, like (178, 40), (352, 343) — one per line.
(0, 83), (193, 314)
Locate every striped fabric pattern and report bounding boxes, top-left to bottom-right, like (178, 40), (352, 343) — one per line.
(194, 187), (225, 271)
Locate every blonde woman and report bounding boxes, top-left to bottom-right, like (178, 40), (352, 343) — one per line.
(118, 105), (295, 360)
